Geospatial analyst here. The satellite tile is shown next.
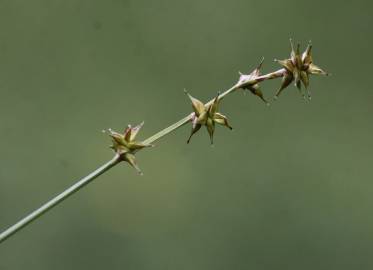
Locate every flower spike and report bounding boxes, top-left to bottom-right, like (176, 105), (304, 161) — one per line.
(237, 57), (269, 105)
(104, 122), (153, 175)
(185, 90), (232, 145)
(274, 39), (328, 100)
(0, 40), (331, 245)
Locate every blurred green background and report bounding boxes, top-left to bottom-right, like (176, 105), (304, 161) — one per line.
(0, 0), (372, 269)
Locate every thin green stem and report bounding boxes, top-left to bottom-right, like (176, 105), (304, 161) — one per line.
(142, 114), (192, 145)
(0, 68), (284, 244)
(0, 154), (121, 243)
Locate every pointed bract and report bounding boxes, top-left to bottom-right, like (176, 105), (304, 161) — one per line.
(129, 122), (144, 141)
(206, 118), (215, 145)
(274, 71), (293, 99)
(302, 41), (313, 68)
(187, 123), (201, 144)
(124, 153), (143, 175)
(275, 59), (294, 73)
(213, 112), (233, 130)
(208, 95), (219, 117)
(308, 63), (328, 75)
(300, 71), (309, 88)
(184, 89), (205, 116)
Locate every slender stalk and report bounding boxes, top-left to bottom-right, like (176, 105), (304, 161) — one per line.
(0, 155), (121, 243)
(0, 68), (284, 244)
(142, 114), (192, 145)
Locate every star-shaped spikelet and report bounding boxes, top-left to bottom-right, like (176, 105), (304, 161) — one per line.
(274, 39), (329, 100)
(104, 122), (152, 175)
(185, 90), (233, 145)
(237, 57), (269, 105)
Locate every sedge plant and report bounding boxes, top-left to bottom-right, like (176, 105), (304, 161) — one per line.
(0, 39), (329, 243)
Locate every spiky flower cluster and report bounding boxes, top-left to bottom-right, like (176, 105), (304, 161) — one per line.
(274, 39), (328, 99)
(185, 90), (233, 144)
(104, 123), (152, 175)
(106, 40), (328, 174)
(238, 57), (269, 105)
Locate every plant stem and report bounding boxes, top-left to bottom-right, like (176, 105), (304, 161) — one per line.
(0, 68), (284, 244)
(142, 114), (192, 145)
(0, 154), (121, 243)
